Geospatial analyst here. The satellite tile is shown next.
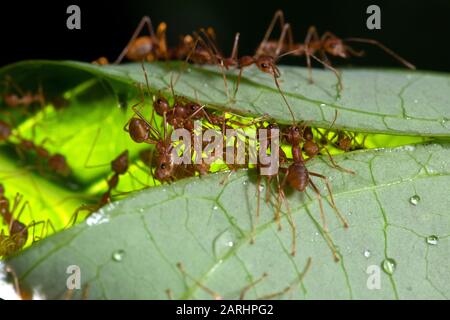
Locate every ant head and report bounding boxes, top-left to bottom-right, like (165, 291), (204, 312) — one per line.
(48, 154), (71, 177)
(153, 96), (170, 115)
(284, 125), (303, 146)
(155, 158), (174, 182)
(256, 56), (280, 78)
(0, 120), (12, 141)
(111, 150), (129, 175)
(323, 38), (347, 58)
(186, 102), (203, 120)
(129, 118), (150, 143)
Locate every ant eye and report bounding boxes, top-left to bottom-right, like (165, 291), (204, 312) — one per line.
(160, 163), (166, 169)
(261, 63), (269, 69)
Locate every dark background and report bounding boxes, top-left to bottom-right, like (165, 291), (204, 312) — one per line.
(1, 0), (449, 71)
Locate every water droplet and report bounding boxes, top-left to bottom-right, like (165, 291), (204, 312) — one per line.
(348, 211), (352, 216)
(139, 208), (144, 213)
(242, 180), (248, 186)
(213, 230), (237, 258)
(413, 99), (419, 104)
(409, 195), (420, 206)
(381, 258), (396, 275)
(426, 235), (438, 245)
(363, 249), (371, 258)
(203, 83), (209, 88)
(212, 205), (219, 211)
(162, 188), (167, 192)
(319, 103), (327, 108)
(112, 250), (125, 262)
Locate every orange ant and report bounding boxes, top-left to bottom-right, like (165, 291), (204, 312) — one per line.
(67, 149), (130, 226)
(256, 10), (415, 91)
(194, 28), (294, 101)
(281, 127), (348, 262)
(300, 112), (355, 174)
(0, 184), (54, 257)
(0, 120), (71, 177)
(1, 76), (45, 112)
(114, 16), (170, 64)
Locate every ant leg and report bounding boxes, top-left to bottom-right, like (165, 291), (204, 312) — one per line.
(304, 26), (321, 84)
(309, 172), (349, 228)
(307, 178), (328, 232)
(274, 23), (294, 57)
(256, 10), (286, 56)
(309, 54), (343, 92)
(166, 289), (174, 300)
(344, 37), (416, 69)
(114, 16), (157, 64)
(321, 148), (355, 174)
(176, 262), (223, 300)
(258, 257), (312, 299)
(239, 272), (268, 300)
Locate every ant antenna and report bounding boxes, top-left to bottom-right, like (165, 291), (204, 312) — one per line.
(344, 37), (416, 70)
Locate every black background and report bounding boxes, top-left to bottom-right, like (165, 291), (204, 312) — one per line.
(0, 0), (449, 71)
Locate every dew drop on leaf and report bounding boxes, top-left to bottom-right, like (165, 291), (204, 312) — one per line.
(381, 258), (396, 275)
(426, 235), (438, 245)
(363, 249), (371, 258)
(409, 195), (420, 206)
(112, 250), (125, 262)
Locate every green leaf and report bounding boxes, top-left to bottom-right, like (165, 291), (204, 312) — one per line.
(1, 60), (449, 137)
(6, 142), (450, 299)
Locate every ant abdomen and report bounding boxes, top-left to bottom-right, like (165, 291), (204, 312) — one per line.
(48, 154), (71, 177)
(128, 118), (150, 143)
(111, 150), (129, 175)
(153, 97), (170, 115)
(126, 36), (155, 61)
(287, 163), (309, 192)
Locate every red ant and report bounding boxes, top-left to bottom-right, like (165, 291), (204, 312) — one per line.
(256, 10), (415, 91)
(67, 149), (131, 226)
(2, 76), (45, 111)
(194, 28), (293, 101)
(281, 128), (348, 261)
(113, 16), (171, 64)
(0, 184), (53, 257)
(0, 120), (70, 177)
(300, 112), (355, 174)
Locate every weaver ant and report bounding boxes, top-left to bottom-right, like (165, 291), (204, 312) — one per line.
(0, 119), (70, 177)
(256, 10), (415, 91)
(1, 76), (45, 110)
(281, 124), (349, 261)
(67, 149), (131, 226)
(114, 16), (170, 64)
(0, 184), (54, 257)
